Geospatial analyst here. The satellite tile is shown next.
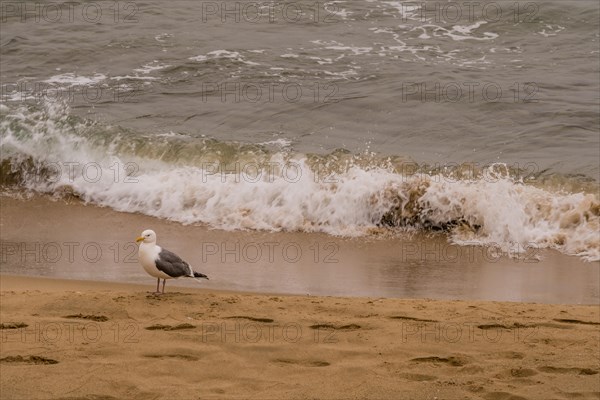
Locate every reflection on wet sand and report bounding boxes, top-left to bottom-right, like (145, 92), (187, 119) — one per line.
(1, 196), (598, 304)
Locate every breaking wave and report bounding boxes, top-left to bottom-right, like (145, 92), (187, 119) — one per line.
(1, 102), (598, 261)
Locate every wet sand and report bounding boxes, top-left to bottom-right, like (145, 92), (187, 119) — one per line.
(1, 274), (599, 400)
(1, 195), (598, 304)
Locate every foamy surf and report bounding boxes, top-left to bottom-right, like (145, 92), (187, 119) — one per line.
(1, 102), (599, 261)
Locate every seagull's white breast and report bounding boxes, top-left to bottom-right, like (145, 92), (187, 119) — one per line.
(138, 243), (172, 280)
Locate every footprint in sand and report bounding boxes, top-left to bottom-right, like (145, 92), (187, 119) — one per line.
(309, 323), (361, 331)
(145, 323), (195, 331)
(495, 368), (538, 379)
(273, 358), (330, 367)
(553, 318), (600, 326)
(0, 355), (58, 365)
(224, 316), (274, 323)
(398, 373), (437, 381)
(0, 322), (28, 329)
(63, 314), (109, 322)
(487, 351), (525, 360)
(410, 356), (469, 367)
(143, 353), (200, 361)
(509, 368), (538, 378)
(389, 316), (437, 323)
(477, 323), (529, 330)
(538, 366), (598, 375)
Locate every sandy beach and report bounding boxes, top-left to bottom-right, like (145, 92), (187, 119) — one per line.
(2, 0), (599, 398)
(1, 274), (599, 399)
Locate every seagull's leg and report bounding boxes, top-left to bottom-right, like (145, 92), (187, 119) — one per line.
(162, 279), (166, 294)
(155, 278), (160, 294)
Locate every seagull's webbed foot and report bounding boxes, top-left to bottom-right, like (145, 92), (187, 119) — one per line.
(145, 278), (164, 295)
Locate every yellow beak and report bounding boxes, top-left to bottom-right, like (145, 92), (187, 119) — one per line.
(136, 236), (144, 243)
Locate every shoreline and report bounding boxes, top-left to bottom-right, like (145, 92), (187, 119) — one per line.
(2, 194), (599, 304)
(3, 273), (600, 306)
(0, 273), (285, 300)
(1, 274), (599, 399)
(2, 272), (599, 307)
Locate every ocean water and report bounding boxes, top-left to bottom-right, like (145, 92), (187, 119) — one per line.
(1, 0), (599, 262)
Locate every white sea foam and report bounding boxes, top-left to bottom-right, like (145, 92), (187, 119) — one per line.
(324, 1), (352, 20)
(309, 56), (334, 65)
(189, 50), (260, 65)
(134, 62), (171, 74)
(43, 73), (106, 86)
(154, 33), (173, 43)
(257, 138), (293, 148)
(539, 25), (566, 37)
(110, 75), (159, 81)
(325, 45), (372, 55)
(1, 102), (599, 262)
(421, 177), (599, 261)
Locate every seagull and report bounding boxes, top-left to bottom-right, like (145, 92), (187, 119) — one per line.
(136, 229), (208, 294)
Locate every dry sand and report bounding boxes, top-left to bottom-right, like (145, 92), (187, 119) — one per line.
(1, 274), (598, 400)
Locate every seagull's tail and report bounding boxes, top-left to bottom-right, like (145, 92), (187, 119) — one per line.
(192, 271), (209, 280)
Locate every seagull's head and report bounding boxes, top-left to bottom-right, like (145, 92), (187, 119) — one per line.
(136, 229), (157, 244)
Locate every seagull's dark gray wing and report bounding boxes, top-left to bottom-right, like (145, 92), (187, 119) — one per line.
(155, 248), (193, 278)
